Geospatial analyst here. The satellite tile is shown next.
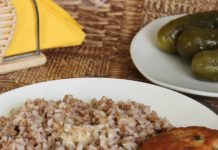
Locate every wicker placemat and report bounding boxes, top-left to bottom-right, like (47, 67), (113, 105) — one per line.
(0, 46), (141, 91)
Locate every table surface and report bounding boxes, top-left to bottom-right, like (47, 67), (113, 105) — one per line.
(0, 47), (217, 114)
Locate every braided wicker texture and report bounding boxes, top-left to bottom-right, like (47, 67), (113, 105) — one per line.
(143, 0), (218, 25)
(0, 0), (218, 111)
(54, 0), (145, 51)
(0, 0), (16, 62)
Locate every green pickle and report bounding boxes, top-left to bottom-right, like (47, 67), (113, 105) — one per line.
(177, 27), (218, 59)
(157, 11), (218, 53)
(192, 50), (218, 81)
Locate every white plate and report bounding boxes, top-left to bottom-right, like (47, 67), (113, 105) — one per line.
(130, 15), (218, 97)
(0, 78), (217, 129)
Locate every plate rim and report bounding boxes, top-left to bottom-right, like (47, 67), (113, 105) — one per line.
(0, 77), (217, 114)
(130, 14), (218, 97)
(0, 77), (213, 98)
(0, 77), (217, 128)
(0, 77), (200, 97)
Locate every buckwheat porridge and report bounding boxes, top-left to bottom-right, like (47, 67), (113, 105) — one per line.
(0, 95), (172, 150)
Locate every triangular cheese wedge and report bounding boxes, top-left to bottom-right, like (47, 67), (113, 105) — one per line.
(4, 0), (85, 57)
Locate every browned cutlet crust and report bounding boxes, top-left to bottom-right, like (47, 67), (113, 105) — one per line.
(141, 126), (218, 150)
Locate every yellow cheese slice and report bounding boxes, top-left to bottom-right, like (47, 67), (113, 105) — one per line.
(4, 0), (85, 57)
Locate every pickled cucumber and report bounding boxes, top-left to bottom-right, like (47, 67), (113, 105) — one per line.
(177, 27), (218, 59)
(192, 50), (218, 81)
(157, 11), (218, 53)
